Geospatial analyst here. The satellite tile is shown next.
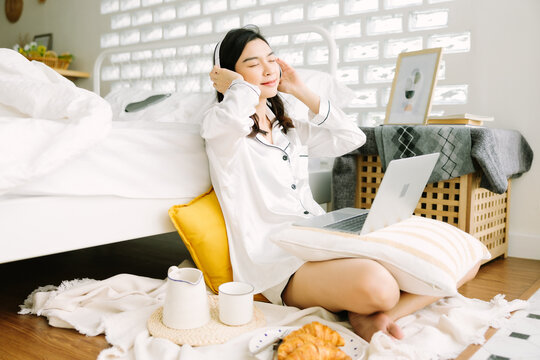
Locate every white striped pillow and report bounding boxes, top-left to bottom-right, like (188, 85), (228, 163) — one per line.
(271, 216), (491, 297)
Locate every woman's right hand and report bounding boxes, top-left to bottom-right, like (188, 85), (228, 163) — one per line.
(209, 65), (243, 94)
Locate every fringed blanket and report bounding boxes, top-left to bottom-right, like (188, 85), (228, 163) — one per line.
(19, 268), (527, 360)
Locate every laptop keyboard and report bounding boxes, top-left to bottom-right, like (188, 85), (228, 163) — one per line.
(323, 213), (368, 233)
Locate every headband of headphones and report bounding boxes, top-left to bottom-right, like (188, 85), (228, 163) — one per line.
(214, 40), (222, 67)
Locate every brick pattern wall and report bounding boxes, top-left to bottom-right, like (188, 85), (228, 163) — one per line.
(99, 0), (470, 125)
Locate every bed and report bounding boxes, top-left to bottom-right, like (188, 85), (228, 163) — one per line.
(0, 24), (342, 264)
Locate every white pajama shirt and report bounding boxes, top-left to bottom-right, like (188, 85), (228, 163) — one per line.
(201, 79), (366, 304)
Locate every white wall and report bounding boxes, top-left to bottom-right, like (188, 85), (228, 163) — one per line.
(468, 0), (540, 259)
(0, 0), (107, 90)
(1, 0), (538, 259)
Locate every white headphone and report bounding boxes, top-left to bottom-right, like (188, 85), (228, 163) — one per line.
(214, 41), (222, 67)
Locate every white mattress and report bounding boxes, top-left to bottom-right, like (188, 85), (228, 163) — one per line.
(11, 121), (211, 199)
(0, 170), (332, 264)
(0, 194), (190, 263)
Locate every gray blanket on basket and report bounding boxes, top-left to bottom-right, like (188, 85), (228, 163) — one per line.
(332, 125), (533, 210)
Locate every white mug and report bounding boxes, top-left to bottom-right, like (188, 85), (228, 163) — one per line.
(162, 266), (210, 330)
(218, 281), (254, 326)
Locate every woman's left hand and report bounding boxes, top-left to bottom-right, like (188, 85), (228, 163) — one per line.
(276, 58), (305, 96)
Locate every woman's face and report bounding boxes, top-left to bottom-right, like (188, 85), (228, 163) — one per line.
(234, 38), (280, 99)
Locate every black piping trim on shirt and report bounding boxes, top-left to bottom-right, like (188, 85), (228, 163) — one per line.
(283, 143), (290, 153)
(228, 81), (260, 98)
(255, 136), (312, 214)
(298, 197), (311, 216)
(316, 100), (331, 126)
(254, 137), (291, 160)
(253, 137), (311, 215)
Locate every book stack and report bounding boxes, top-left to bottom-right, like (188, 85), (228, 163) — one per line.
(427, 113), (494, 126)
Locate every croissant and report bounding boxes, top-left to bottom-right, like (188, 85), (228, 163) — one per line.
(277, 333), (326, 360)
(284, 321), (345, 347)
(278, 322), (350, 360)
(283, 342), (351, 360)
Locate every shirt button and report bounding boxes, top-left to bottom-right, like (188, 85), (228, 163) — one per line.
(282, 155), (288, 161)
(291, 184), (296, 190)
(304, 211), (309, 214)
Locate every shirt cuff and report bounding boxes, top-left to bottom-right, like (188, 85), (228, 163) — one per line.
(309, 96), (331, 126)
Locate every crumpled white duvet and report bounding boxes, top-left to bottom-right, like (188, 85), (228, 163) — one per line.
(0, 49), (112, 194)
(19, 265), (528, 360)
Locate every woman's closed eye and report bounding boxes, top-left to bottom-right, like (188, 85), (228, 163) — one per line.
(249, 59), (276, 67)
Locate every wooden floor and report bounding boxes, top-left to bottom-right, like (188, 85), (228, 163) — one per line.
(0, 234), (538, 360)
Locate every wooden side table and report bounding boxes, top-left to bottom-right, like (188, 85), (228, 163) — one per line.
(54, 68), (90, 80)
(356, 155), (510, 261)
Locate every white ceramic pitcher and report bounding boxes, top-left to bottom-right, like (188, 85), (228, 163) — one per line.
(162, 266), (210, 330)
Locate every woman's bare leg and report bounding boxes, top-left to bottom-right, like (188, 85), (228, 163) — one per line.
(282, 258), (401, 314)
(282, 259), (481, 342)
(349, 260), (481, 341)
(282, 258), (402, 342)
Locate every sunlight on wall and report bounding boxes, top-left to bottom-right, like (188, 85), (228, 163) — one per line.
(98, 0), (470, 126)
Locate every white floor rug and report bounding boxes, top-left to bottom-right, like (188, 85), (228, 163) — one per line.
(19, 267), (529, 360)
(469, 288), (540, 360)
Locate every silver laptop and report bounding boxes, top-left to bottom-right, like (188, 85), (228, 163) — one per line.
(294, 153), (440, 235)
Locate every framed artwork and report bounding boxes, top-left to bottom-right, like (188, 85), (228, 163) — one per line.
(33, 33), (53, 50)
(385, 48), (442, 125)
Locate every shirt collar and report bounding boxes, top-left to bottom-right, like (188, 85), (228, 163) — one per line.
(253, 103), (290, 152)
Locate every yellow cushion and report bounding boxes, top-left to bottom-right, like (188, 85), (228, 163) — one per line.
(168, 188), (232, 294)
(168, 188), (268, 302)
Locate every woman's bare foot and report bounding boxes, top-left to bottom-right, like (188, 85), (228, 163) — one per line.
(348, 311), (404, 342)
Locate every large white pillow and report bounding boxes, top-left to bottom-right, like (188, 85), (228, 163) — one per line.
(103, 68), (354, 123)
(104, 88), (215, 123)
(271, 216), (491, 297)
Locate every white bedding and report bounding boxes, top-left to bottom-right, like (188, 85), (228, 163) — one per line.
(0, 49), (112, 194)
(12, 121), (211, 199)
(0, 50), (211, 199)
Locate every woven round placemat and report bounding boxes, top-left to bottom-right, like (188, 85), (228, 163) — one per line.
(147, 295), (266, 346)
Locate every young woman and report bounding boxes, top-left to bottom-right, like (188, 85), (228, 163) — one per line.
(201, 26), (479, 342)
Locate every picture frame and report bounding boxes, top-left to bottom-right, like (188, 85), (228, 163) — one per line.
(384, 48), (442, 125)
(33, 33), (53, 50)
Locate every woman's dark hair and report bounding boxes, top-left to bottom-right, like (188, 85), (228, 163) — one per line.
(214, 25), (294, 135)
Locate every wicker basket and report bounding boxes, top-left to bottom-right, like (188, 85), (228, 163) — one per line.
(355, 155), (510, 261)
(26, 51), (71, 70)
(56, 59), (71, 70)
(26, 55), (57, 68)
